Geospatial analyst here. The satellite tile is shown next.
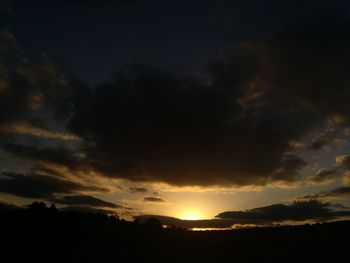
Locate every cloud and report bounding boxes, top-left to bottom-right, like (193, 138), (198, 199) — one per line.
(306, 169), (340, 185)
(216, 200), (350, 224)
(0, 56), (69, 126)
(129, 187), (148, 193)
(60, 206), (115, 215)
(2, 143), (83, 170)
(0, 121), (79, 141)
(309, 129), (338, 151)
(0, 27), (85, 148)
(50, 194), (120, 208)
(66, 63), (313, 187)
(336, 155), (350, 170)
(0, 172), (107, 199)
(299, 186), (350, 201)
(62, 6), (350, 187)
(258, 16), (350, 128)
(270, 154), (307, 183)
(143, 197), (165, 203)
(3, 1), (350, 189)
(344, 172), (350, 185)
(324, 187), (350, 198)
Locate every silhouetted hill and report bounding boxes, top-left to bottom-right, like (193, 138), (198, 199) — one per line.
(1, 202), (349, 262)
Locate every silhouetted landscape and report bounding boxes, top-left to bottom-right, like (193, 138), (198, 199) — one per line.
(1, 202), (349, 262)
(2, 1), (350, 262)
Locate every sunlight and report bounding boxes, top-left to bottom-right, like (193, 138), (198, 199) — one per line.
(183, 214), (200, 221)
(180, 210), (204, 221)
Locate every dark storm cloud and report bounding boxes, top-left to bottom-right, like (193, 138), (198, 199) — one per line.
(216, 200), (350, 223)
(67, 63), (314, 187)
(306, 169), (340, 185)
(143, 197), (165, 203)
(3, 0), (350, 188)
(62, 1), (350, 187)
(50, 195), (120, 208)
(262, 17), (350, 126)
(0, 172), (107, 199)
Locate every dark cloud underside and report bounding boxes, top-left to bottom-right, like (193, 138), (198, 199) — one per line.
(0, 172), (107, 199)
(325, 187), (350, 198)
(216, 200), (350, 223)
(307, 169), (340, 185)
(61, 6), (350, 186)
(143, 197), (165, 203)
(50, 195), (119, 208)
(129, 187), (148, 193)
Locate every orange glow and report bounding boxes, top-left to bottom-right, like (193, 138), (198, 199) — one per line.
(179, 209), (205, 221)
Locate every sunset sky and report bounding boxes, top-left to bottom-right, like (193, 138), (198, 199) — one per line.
(1, 0), (350, 227)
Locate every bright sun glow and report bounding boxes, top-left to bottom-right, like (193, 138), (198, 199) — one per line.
(183, 214), (200, 221)
(180, 210), (204, 220)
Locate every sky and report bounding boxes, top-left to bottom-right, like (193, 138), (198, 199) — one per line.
(1, 0), (350, 228)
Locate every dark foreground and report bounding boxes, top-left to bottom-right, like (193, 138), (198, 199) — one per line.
(1, 204), (349, 262)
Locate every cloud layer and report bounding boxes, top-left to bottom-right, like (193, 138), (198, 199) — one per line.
(216, 200), (350, 223)
(2, 1), (350, 196)
(0, 172), (107, 199)
(50, 194), (119, 208)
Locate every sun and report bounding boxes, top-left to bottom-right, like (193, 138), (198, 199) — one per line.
(183, 214), (200, 221)
(179, 209), (204, 221)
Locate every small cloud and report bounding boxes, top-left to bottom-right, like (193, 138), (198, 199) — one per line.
(325, 187), (350, 199)
(335, 155), (350, 169)
(308, 129), (338, 151)
(129, 187), (148, 193)
(299, 186), (350, 200)
(306, 168), (340, 185)
(143, 197), (165, 203)
(0, 121), (80, 141)
(289, 140), (306, 150)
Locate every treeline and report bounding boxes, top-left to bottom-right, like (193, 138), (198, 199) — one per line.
(1, 202), (350, 262)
